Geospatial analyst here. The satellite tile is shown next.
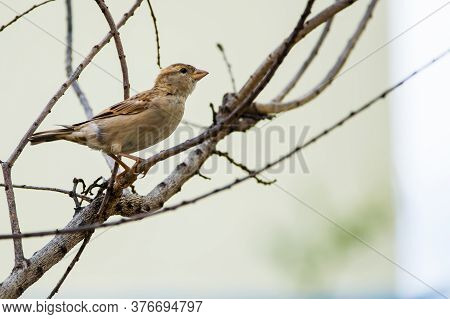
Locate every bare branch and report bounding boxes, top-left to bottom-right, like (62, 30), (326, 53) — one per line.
(95, 0), (131, 99)
(0, 183), (92, 202)
(226, 0), (316, 116)
(145, 0), (161, 68)
(237, 0), (357, 102)
(1, 163), (25, 268)
(0, 0), (56, 33)
(255, 0), (378, 114)
(273, 17), (333, 102)
(196, 170), (211, 180)
(217, 43), (236, 92)
(209, 103), (217, 125)
(213, 150), (275, 185)
(0, 196), (106, 298)
(65, 0), (92, 118)
(97, 163), (120, 220)
(47, 231), (92, 299)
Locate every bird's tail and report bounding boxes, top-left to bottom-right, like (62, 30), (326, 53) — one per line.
(29, 127), (74, 145)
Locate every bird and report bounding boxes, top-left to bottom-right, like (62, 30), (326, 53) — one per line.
(29, 63), (208, 172)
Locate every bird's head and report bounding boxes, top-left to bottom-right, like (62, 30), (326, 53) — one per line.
(154, 63), (208, 97)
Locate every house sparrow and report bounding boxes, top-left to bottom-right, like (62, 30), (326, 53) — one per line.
(29, 63), (208, 170)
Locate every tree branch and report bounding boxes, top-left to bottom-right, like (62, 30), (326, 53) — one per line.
(273, 17), (333, 102)
(95, 0), (131, 99)
(145, 0), (161, 68)
(1, 163), (25, 268)
(213, 150), (275, 185)
(237, 0), (357, 102)
(65, 0), (92, 118)
(0, 183), (92, 202)
(255, 0), (378, 114)
(47, 231), (92, 299)
(217, 43), (236, 92)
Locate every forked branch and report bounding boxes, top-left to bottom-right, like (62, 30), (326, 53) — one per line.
(255, 0), (378, 114)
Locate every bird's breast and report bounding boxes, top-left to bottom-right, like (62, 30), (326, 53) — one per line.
(122, 97), (185, 153)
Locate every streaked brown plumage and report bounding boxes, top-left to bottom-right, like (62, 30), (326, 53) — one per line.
(29, 63), (208, 169)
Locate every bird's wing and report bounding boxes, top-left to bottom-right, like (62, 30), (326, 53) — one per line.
(72, 90), (157, 127)
(92, 98), (149, 120)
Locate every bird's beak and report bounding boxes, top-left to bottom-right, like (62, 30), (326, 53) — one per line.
(192, 69), (209, 81)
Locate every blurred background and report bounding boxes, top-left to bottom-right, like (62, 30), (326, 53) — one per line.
(0, 0), (449, 298)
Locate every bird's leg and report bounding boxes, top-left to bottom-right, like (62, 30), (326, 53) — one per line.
(108, 154), (131, 171)
(118, 153), (144, 164)
(118, 153), (145, 176)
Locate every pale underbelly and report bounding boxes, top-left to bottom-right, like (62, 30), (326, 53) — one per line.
(119, 119), (180, 153)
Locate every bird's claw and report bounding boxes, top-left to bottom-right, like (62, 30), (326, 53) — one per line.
(138, 167), (150, 179)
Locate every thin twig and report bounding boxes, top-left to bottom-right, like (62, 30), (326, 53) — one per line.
(98, 163), (119, 220)
(209, 103), (217, 125)
(71, 181), (81, 208)
(47, 231), (93, 299)
(217, 43), (236, 92)
(273, 17), (333, 102)
(65, 0), (92, 118)
(95, 0), (130, 99)
(146, 0), (161, 68)
(5, 44), (445, 240)
(213, 150), (275, 185)
(1, 163), (25, 268)
(256, 0), (378, 114)
(0, 183), (92, 202)
(82, 177), (107, 198)
(196, 171), (211, 180)
(0, 0), (56, 32)
(71, 179), (82, 208)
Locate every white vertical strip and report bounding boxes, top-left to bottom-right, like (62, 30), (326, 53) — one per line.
(389, 1), (450, 298)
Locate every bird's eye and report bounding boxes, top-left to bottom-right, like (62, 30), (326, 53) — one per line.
(180, 68), (188, 74)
